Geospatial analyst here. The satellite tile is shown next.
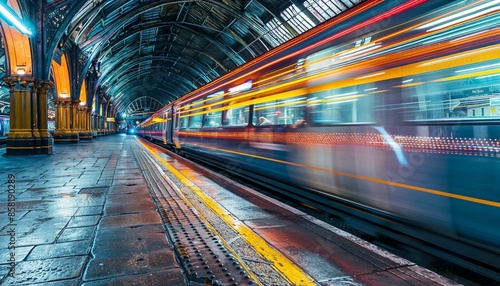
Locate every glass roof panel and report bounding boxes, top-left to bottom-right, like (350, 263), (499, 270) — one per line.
(282, 4), (316, 34)
(304, 0), (356, 23)
(264, 18), (293, 45)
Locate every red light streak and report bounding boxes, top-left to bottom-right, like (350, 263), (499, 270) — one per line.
(180, 0), (427, 105)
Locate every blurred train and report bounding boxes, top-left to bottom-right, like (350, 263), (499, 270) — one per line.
(138, 0), (500, 280)
(0, 114), (10, 136)
(0, 114), (56, 137)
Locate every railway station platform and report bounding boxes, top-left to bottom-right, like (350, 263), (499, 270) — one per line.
(0, 134), (462, 285)
(0, 134), (186, 285)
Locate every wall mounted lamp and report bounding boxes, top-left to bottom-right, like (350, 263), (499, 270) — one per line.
(15, 68), (25, 75)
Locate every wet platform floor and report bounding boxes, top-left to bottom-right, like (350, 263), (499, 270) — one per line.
(0, 135), (186, 285)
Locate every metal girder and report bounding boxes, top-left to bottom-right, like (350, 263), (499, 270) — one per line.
(125, 96), (164, 116)
(249, 0), (299, 37)
(99, 21), (232, 71)
(113, 85), (179, 113)
(109, 71), (194, 102)
(109, 71), (191, 101)
(100, 56), (201, 92)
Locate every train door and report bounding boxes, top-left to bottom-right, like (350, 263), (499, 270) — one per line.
(172, 105), (181, 149)
(162, 111), (167, 144)
(0, 116), (8, 136)
(165, 107), (173, 145)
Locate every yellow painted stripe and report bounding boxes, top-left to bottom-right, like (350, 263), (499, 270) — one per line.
(137, 138), (317, 286)
(6, 146), (36, 150)
(186, 143), (500, 208)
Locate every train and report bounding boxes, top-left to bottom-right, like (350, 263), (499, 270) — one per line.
(0, 114), (56, 138)
(137, 0), (500, 280)
(0, 114), (10, 137)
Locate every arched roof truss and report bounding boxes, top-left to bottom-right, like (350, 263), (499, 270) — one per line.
(37, 0), (367, 115)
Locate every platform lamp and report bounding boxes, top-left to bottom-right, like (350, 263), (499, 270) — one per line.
(0, 3), (32, 36)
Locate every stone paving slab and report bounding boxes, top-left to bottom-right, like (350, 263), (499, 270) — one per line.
(81, 270), (189, 286)
(2, 256), (88, 285)
(58, 226), (96, 243)
(84, 224), (180, 280)
(0, 134), (187, 285)
(27, 239), (92, 260)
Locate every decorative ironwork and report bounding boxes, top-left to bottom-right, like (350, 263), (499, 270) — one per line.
(45, 4), (71, 46)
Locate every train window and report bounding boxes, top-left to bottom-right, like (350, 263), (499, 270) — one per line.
(202, 94), (224, 128)
(203, 111), (222, 128)
(252, 96), (307, 126)
(179, 99), (204, 129)
(400, 60), (500, 122)
(309, 87), (373, 125)
(178, 104), (190, 129)
(223, 106), (249, 127)
(178, 116), (188, 129)
(188, 113), (203, 128)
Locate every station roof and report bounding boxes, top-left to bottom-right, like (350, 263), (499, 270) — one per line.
(1, 0), (363, 118)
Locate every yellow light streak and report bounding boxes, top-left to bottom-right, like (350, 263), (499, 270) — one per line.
(152, 117), (166, 123)
(178, 43), (500, 121)
(175, 0), (382, 105)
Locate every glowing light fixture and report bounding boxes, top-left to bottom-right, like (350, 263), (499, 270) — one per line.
(59, 92), (69, 98)
(0, 4), (32, 36)
(16, 68), (25, 75)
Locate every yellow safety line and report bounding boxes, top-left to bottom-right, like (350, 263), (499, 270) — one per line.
(137, 138), (317, 286)
(184, 143), (500, 208)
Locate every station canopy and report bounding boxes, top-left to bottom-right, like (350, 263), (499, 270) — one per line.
(1, 0), (363, 118)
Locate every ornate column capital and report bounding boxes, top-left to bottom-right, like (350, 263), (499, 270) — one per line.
(36, 80), (54, 91)
(3, 76), (36, 90)
(52, 98), (71, 105)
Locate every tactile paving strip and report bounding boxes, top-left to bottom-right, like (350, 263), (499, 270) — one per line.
(135, 148), (257, 285)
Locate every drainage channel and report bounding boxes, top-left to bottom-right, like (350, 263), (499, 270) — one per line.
(134, 147), (259, 286)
